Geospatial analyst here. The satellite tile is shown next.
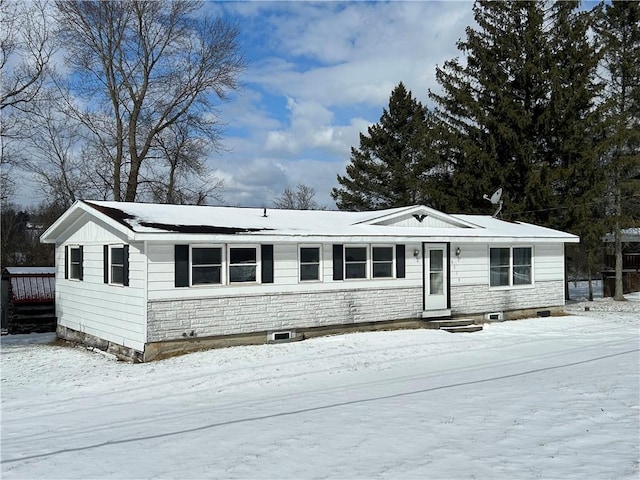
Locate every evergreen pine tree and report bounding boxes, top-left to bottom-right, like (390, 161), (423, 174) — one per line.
(332, 83), (439, 211)
(429, 1), (550, 220)
(543, 1), (606, 296)
(594, 0), (640, 300)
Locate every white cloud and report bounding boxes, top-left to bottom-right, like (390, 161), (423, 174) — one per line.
(244, 1), (474, 106)
(205, 1), (475, 208)
(263, 97), (370, 156)
(210, 155), (343, 209)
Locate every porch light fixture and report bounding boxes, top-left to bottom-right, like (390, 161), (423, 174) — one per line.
(413, 249), (420, 257)
(455, 247), (461, 257)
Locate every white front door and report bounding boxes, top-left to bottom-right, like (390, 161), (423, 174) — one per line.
(424, 243), (448, 311)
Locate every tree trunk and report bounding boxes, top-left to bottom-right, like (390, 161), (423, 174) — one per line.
(613, 186), (625, 301)
(125, 154), (141, 203)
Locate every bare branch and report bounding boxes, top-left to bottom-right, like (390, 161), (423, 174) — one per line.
(55, 0), (245, 202)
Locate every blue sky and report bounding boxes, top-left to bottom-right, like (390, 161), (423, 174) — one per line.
(198, 1), (476, 208)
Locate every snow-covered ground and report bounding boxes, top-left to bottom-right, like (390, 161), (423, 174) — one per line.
(1, 287), (638, 479)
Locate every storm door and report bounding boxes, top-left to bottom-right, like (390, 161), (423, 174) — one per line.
(423, 243), (448, 311)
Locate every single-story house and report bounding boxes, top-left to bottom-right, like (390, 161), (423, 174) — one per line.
(40, 200), (579, 361)
(1, 267), (56, 334)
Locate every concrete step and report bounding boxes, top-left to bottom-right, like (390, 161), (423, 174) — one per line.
(430, 318), (475, 328)
(430, 318), (483, 333)
(441, 324), (484, 333)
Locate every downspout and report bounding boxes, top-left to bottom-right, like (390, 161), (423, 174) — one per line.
(142, 240), (149, 358)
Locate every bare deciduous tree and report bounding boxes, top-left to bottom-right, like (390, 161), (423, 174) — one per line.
(273, 184), (324, 210)
(144, 121), (224, 205)
(1, 0), (56, 202)
(17, 89), (101, 208)
(0, 0), (56, 111)
(55, 0), (245, 202)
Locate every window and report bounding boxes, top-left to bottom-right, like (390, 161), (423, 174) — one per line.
(229, 247), (257, 283)
(104, 245), (128, 285)
(490, 247), (533, 287)
(490, 248), (510, 287)
(68, 246), (82, 280)
(300, 246), (321, 281)
(345, 246), (367, 279)
(513, 247), (532, 285)
(110, 246), (125, 285)
(429, 249), (444, 294)
(372, 246), (393, 278)
(191, 247), (222, 285)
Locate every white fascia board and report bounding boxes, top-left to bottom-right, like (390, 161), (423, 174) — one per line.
(131, 232), (580, 244)
(40, 200), (82, 243)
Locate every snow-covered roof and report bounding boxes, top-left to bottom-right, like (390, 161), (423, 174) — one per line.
(3, 267), (56, 275)
(602, 228), (640, 243)
(6, 274), (55, 304)
(40, 200), (580, 244)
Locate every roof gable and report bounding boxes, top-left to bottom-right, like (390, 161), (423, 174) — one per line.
(40, 201), (136, 244)
(358, 205), (478, 229)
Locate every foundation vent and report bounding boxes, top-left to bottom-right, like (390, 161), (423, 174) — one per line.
(485, 312), (504, 321)
(267, 331), (295, 343)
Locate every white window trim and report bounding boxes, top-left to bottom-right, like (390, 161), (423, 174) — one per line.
(190, 244), (225, 287)
(108, 244), (126, 286)
(227, 244), (261, 284)
(371, 244), (396, 279)
(488, 245), (535, 289)
(344, 244), (369, 281)
(298, 244), (323, 283)
(68, 245), (82, 281)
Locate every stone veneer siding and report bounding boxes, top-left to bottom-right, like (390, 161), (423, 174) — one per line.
(450, 280), (565, 316)
(147, 287), (423, 342)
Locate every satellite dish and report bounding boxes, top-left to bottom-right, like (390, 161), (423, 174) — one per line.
(483, 188), (503, 217)
(483, 188), (502, 205)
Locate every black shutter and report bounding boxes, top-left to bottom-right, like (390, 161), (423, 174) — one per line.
(333, 244), (343, 280)
(396, 245), (406, 278)
(123, 245), (129, 287)
(103, 245), (109, 284)
(175, 245), (189, 287)
(64, 246), (69, 279)
(261, 245), (274, 283)
(79, 245), (84, 281)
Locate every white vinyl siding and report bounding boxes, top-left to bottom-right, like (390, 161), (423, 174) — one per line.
(450, 244), (489, 286)
(55, 237), (146, 352)
(534, 244), (565, 281)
